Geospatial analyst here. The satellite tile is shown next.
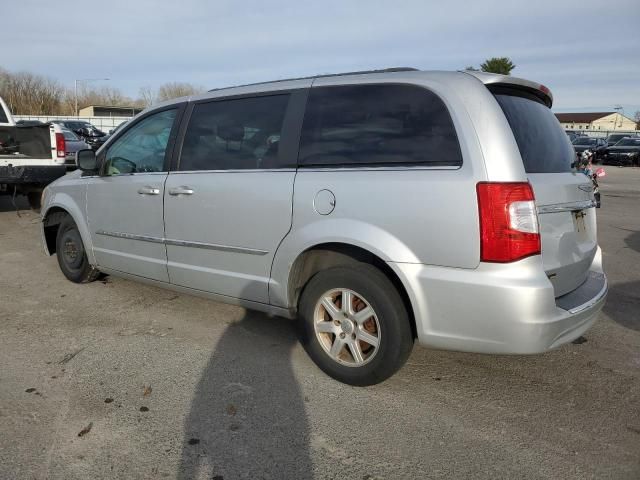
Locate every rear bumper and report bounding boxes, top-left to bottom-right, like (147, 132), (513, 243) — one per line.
(0, 165), (66, 185)
(391, 249), (607, 354)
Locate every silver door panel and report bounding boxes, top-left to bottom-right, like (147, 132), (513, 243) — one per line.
(164, 171), (296, 302)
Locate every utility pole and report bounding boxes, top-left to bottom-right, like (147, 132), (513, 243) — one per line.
(614, 105), (624, 131)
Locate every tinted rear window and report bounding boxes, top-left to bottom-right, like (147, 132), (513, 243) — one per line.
(299, 84), (462, 167)
(0, 107), (7, 124)
(494, 93), (574, 173)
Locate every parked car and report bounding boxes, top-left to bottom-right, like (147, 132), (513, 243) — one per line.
(605, 132), (637, 146)
(51, 120), (107, 151)
(0, 96), (67, 209)
(41, 69), (607, 385)
(61, 129), (90, 167)
(572, 137), (608, 161)
(603, 137), (640, 166)
(566, 132), (578, 142)
(109, 120), (128, 136)
(565, 131), (586, 143)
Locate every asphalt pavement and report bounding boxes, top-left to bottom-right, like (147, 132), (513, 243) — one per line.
(0, 167), (639, 479)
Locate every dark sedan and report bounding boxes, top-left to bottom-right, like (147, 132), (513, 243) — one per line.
(603, 138), (640, 166)
(572, 137), (608, 161)
(605, 133), (638, 147)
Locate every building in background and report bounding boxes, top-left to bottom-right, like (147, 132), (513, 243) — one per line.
(78, 105), (143, 117)
(555, 112), (637, 131)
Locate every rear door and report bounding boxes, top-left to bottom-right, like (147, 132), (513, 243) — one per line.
(163, 89), (307, 303)
(493, 90), (597, 296)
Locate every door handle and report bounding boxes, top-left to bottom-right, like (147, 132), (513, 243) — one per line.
(168, 186), (194, 196)
(138, 186), (160, 195)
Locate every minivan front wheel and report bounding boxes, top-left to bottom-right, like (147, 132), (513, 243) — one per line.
(299, 264), (413, 386)
(55, 216), (99, 283)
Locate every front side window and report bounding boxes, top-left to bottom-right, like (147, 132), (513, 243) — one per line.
(298, 84), (462, 167)
(179, 94), (290, 171)
(104, 109), (176, 175)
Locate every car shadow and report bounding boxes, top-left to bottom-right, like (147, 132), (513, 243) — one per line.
(178, 308), (313, 479)
(602, 280), (640, 331)
(0, 194), (31, 213)
(624, 230), (640, 253)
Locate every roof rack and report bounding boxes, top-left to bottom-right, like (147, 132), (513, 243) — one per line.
(207, 67), (419, 92)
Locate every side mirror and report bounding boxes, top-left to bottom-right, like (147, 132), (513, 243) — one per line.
(76, 149), (98, 172)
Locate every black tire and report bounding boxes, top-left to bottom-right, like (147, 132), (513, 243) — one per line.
(27, 191), (41, 212)
(55, 216), (99, 283)
(298, 264), (413, 386)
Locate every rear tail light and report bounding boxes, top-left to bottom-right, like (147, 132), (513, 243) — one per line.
(476, 182), (540, 263)
(55, 132), (65, 158)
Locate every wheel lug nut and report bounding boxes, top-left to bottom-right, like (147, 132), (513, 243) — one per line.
(352, 333), (356, 340)
(334, 320), (340, 326)
(339, 333), (346, 339)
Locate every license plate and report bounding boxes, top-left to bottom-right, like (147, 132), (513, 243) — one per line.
(573, 211), (586, 233)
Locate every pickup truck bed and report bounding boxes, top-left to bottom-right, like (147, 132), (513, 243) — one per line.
(0, 98), (68, 207)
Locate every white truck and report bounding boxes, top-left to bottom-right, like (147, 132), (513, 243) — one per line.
(0, 96), (67, 209)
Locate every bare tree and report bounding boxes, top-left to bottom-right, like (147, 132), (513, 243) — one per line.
(634, 111), (640, 130)
(0, 66), (205, 116)
(0, 70), (65, 114)
(157, 82), (204, 102)
(138, 85), (157, 108)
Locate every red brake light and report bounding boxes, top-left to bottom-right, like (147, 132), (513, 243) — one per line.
(477, 182), (541, 263)
(55, 132), (65, 158)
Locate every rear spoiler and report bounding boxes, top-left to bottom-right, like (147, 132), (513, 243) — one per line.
(462, 71), (553, 108)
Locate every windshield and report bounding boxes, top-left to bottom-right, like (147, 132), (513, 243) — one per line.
(608, 134), (626, 141)
(615, 138), (640, 146)
(494, 93), (573, 173)
(573, 138), (597, 145)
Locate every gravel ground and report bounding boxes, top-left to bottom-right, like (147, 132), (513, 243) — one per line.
(0, 167), (639, 480)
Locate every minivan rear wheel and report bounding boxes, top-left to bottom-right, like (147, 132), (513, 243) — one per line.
(299, 264), (413, 386)
(55, 216), (99, 283)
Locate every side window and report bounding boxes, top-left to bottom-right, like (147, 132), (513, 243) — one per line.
(104, 109), (176, 175)
(179, 94), (289, 171)
(299, 84), (462, 167)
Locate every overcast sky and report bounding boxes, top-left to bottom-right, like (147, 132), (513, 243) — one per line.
(4, 0), (640, 115)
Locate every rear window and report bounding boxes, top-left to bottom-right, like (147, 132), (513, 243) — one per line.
(609, 134), (626, 141)
(494, 93), (574, 173)
(299, 84), (462, 167)
(573, 138), (597, 145)
(0, 107), (7, 124)
(617, 138), (640, 146)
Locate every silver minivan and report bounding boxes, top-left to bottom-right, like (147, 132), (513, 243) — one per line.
(41, 68), (607, 385)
